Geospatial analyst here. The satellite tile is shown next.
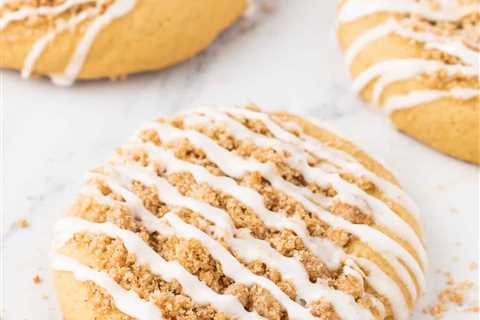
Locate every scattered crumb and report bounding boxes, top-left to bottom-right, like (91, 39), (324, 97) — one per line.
(451, 256), (460, 262)
(469, 262), (478, 270)
(464, 305), (480, 313)
(16, 218), (29, 229)
(260, 1), (275, 13)
(423, 271), (476, 318)
(32, 275), (42, 285)
(444, 272), (455, 285)
(450, 208), (459, 214)
(41, 293), (48, 300)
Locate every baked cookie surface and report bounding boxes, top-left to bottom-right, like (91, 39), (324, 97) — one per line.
(52, 106), (427, 320)
(337, 0), (480, 164)
(0, 0), (247, 85)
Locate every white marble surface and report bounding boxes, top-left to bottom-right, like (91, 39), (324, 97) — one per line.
(1, 1), (478, 319)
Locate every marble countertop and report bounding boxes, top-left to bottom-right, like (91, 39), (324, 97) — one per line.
(2, 1), (478, 319)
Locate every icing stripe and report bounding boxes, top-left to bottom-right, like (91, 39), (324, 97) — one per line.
(145, 122), (424, 299)
(350, 58), (478, 111)
(0, 0), (94, 29)
(226, 230), (375, 319)
(163, 213), (321, 320)
(143, 145), (346, 266)
(95, 166), (236, 237)
(50, 0), (136, 85)
(186, 109), (426, 267)
(54, 218), (261, 320)
(371, 62), (476, 105)
(84, 172), (377, 319)
(385, 87), (479, 113)
(216, 108), (423, 222)
(338, 0), (479, 23)
(21, 8), (98, 79)
(100, 161), (345, 270)
(185, 110), (427, 270)
(344, 20), (478, 69)
(52, 254), (162, 320)
(356, 258), (410, 320)
(353, 59), (477, 94)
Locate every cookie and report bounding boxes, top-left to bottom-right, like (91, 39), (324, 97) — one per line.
(337, 0), (480, 164)
(52, 105), (426, 319)
(0, 0), (247, 85)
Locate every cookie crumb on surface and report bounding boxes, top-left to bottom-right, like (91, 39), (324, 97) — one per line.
(423, 270), (476, 318)
(260, 1), (275, 13)
(16, 218), (29, 229)
(33, 275), (42, 285)
(464, 305), (480, 313)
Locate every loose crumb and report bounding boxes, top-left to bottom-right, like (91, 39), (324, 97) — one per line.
(16, 218), (29, 229)
(464, 305), (480, 313)
(41, 293), (48, 300)
(423, 271), (476, 318)
(33, 275), (42, 285)
(469, 262), (478, 270)
(260, 1), (275, 13)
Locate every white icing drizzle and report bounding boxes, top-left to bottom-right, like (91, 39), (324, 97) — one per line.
(54, 217), (261, 320)
(21, 8), (98, 79)
(385, 87), (479, 113)
(50, 0), (135, 85)
(356, 258), (410, 320)
(83, 169), (376, 319)
(0, 0), (136, 84)
(0, 0), (94, 29)
(100, 159), (345, 270)
(162, 213), (318, 320)
(215, 107), (422, 222)
(210, 108), (426, 266)
(159, 148), (345, 263)
(352, 58), (476, 97)
(52, 254), (162, 320)
(227, 229), (373, 319)
(142, 120), (424, 299)
(338, 0), (479, 23)
(370, 61), (476, 105)
(344, 19), (479, 69)
(339, 0), (479, 114)
(53, 107), (426, 319)
(183, 109), (427, 270)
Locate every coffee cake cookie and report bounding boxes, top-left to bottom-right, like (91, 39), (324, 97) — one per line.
(337, 0), (480, 164)
(0, 0), (246, 85)
(52, 106), (427, 319)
